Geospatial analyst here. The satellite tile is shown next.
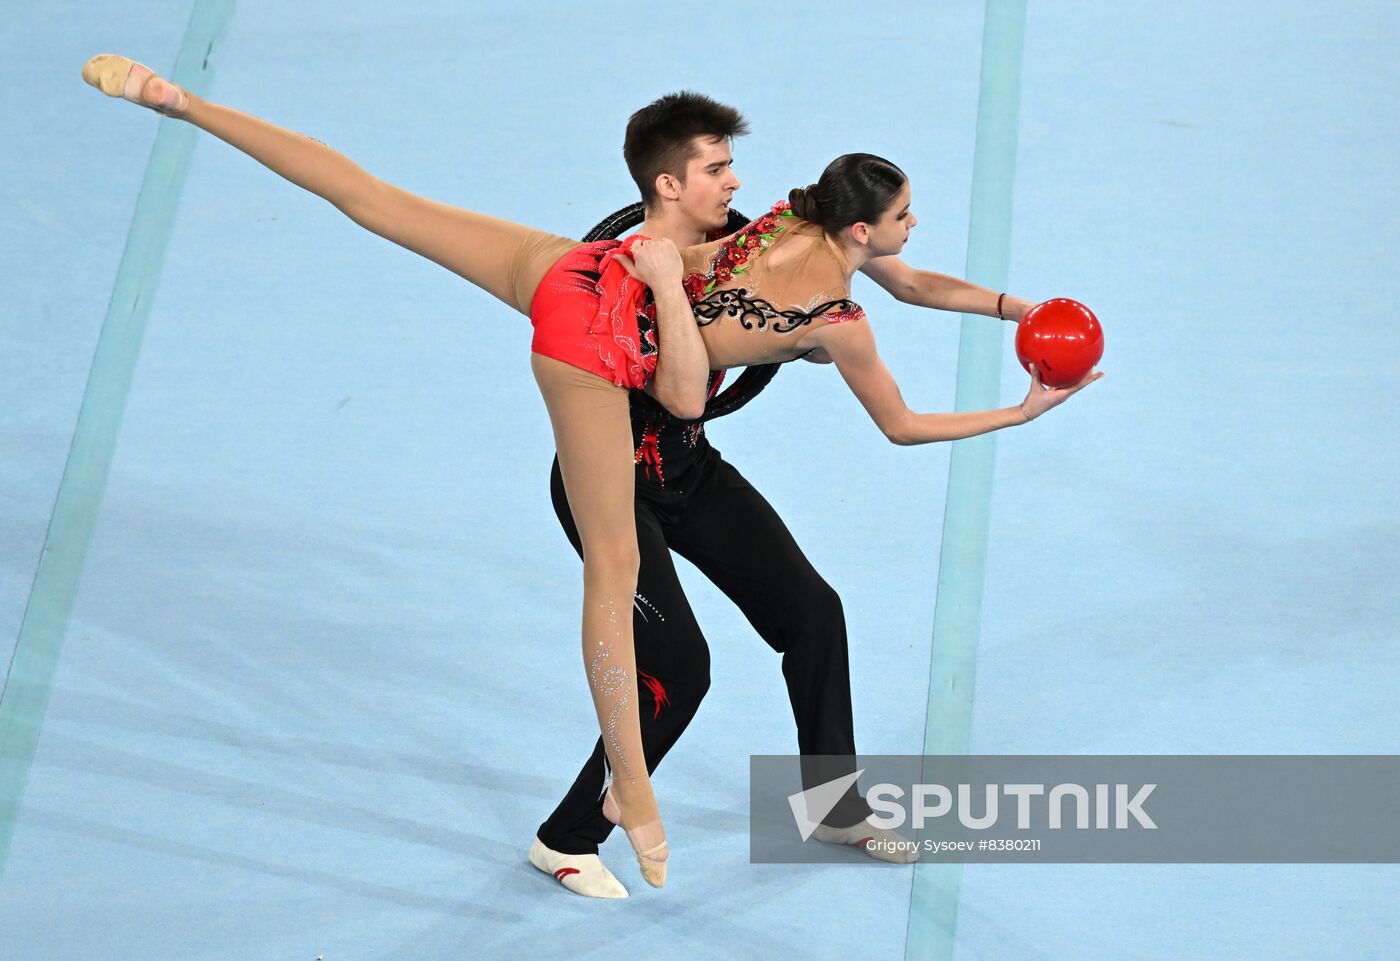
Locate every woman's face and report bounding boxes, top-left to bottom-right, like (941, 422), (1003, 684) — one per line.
(861, 180), (917, 256)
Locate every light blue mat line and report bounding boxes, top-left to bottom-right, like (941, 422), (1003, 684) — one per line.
(0, 0), (235, 881)
(904, 1), (1028, 958)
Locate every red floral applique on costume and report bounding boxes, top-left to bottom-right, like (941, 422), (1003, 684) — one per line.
(684, 201), (796, 302)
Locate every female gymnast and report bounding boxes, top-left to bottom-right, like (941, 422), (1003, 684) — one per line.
(82, 54), (1100, 890)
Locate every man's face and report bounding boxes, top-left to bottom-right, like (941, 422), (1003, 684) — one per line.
(675, 135), (741, 233)
(859, 180), (916, 256)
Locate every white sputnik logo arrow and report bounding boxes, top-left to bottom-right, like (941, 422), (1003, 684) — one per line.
(787, 769), (865, 841)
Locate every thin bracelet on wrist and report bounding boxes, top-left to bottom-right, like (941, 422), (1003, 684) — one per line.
(1019, 402), (1033, 423)
(996, 292), (1007, 320)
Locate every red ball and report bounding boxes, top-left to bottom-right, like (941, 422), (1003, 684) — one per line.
(1014, 298), (1104, 388)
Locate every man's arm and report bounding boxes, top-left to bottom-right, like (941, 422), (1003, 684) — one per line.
(617, 239), (710, 419)
(647, 283), (710, 419)
(860, 256), (1032, 322)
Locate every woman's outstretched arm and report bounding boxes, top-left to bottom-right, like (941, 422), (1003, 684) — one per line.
(805, 317), (1101, 445)
(860, 256), (1034, 322)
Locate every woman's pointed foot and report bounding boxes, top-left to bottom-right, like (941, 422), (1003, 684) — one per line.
(631, 836), (668, 888)
(82, 54), (188, 117)
(603, 787), (669, 888)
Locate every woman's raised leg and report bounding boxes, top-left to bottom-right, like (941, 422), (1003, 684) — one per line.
(531, 354), (668, 887)
(85, 53), (665, 880)
(82, 55), (576, 315)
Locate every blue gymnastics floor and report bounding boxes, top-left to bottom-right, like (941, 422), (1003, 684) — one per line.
(2, 2), (1397, 959)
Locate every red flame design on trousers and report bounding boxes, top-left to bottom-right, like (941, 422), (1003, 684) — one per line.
(635, 424), (663, 483)
(637, 669), (670, 720)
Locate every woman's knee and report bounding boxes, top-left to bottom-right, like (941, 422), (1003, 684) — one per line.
(581, 539), (641, 589)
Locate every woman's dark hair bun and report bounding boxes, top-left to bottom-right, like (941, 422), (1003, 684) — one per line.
(787, 154), (906, 233)
(788, 183), (822, 221)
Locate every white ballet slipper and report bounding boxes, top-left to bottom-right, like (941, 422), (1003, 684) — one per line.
(529, 838), (629, 899)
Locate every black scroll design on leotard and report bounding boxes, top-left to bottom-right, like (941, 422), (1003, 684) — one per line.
(691, 288), (861, 335)
(581, 204), (782, 424)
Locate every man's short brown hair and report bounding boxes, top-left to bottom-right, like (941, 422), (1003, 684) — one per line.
(623, 92), (749, 207)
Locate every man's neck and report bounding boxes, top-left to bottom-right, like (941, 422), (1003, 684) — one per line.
(639, 207), (707, 247)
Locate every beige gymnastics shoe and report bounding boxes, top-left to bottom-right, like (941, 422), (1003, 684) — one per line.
(82, 54), (188, 117)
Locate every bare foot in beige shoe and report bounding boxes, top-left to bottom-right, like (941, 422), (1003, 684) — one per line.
(81, 54), (188, 117)
(602, 785), (669, 888)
